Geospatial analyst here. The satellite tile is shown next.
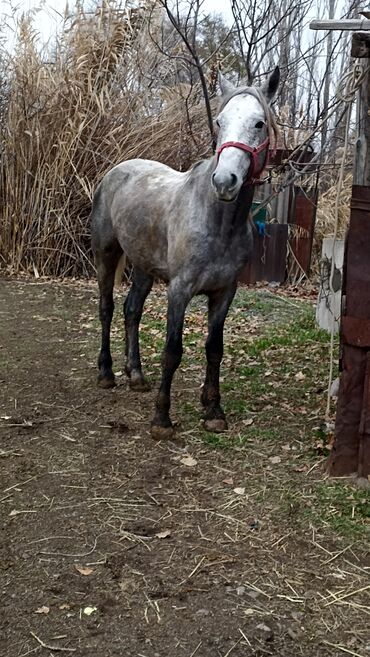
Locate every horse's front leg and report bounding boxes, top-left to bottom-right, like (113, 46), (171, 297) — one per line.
(151, 282), (189, 440)
(201, 283), (237, 432)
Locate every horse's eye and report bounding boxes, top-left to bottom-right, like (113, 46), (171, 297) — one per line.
(255, 121), (265, 129)
(215, 119), (220, 128)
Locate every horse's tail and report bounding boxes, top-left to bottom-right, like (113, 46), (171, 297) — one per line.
(114, 254), (126, 288)
(91, 179), (127, 288)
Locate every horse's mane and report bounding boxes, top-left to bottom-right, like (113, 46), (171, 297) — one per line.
(218, 86), (279, 151)
(190, 160), (204, 171)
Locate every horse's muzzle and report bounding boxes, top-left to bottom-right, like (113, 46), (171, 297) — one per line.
(211, 171), (240, 202)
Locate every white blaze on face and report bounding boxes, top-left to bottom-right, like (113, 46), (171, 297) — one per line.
(212, 93), (267, 201)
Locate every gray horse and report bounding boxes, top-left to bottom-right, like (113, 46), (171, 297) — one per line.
(91, 68), (279, 440)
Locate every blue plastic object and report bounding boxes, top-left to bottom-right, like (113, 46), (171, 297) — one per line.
(251, 201), (267, 235)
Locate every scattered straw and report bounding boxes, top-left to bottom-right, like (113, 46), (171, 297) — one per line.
(324, 584), (370, 607)
(30, 632), (76, 652)
(322, 640), (367, 657)
(222, 638), (242, 656)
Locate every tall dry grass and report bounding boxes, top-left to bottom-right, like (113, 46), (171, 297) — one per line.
(0, 2), (211, 277)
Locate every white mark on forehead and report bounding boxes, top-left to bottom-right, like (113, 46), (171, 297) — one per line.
(219, 94), (265, 123)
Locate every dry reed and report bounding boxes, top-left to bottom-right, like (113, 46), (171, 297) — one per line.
(0, 2), (211, 277)
(315, 172), (352, 242)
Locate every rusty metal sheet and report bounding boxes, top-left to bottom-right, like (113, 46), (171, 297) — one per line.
(288, 186), (318, 275)
(329, 185), (370, 477)
(345, 185), (370, 319)
(342, 316), (370, 347)
(238, 224), (288, 284)
(358, 353), (370, 478)
(329, 345), (366, 476)
(351, 32), (370, 58)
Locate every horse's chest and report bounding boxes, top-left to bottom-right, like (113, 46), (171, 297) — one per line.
(197, 235), (251, 290)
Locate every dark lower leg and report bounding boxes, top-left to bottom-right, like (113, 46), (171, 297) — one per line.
(98, 295), (115, 387)
(151, 289), (187, 439)
(96, 248), (122, 388)
(124, 271), (153, 391)
(151, 350), (182, 439)
(201, 327), (226, 431)
(201, 285), (236, 432)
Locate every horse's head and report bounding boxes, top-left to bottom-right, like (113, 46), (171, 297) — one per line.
(212, 67), (280, 202)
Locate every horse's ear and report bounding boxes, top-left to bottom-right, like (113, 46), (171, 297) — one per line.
(261, 66), (280, 102)
(218, 71), (236, 97)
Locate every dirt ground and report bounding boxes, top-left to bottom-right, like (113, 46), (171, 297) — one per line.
(1, 277), (369, 657)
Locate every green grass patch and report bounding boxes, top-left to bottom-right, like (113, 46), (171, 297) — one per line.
(97, 286), (369, 544)
(302, 481), (370, 539)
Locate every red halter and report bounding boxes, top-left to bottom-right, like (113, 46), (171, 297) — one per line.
(216, 137), (271, 186)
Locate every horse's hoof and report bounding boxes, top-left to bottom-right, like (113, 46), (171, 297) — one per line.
(204, 417), (228, 433)
(129, 377), (151, 392)
(150, 424), (175, 441)
(97, 375), (116, 389)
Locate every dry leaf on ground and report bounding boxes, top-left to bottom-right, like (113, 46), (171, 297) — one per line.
(75, 565), (94, 576)
(180, 455), (197, 467)
(155, 529), (172, 539)
(35, 606), (49, 614)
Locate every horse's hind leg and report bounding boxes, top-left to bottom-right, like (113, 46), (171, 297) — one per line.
(95, 244), (123, 388)
(201, 283), (237, 432)
(124, 269), (153, 391)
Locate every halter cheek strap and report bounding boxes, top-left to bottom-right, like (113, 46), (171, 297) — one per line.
(216, 137), (272, 186)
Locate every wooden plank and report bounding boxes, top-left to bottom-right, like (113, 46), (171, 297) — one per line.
(328, 36), (370, 479)
(344, 186), (370, 316)
(328, 187), (370, 479)
(316, 237), (344, 333)
(289, 186), (317, 275)
(353, 44), (370, 186)
(310, 19), (370, 31)
(342, 316), (370, 347)
(351, 32), (370, 57)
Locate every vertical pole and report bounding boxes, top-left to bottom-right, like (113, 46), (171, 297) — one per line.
(328, 33), (370, 479)
(321, 0), (336, 152)
(353, 34), (370, 185)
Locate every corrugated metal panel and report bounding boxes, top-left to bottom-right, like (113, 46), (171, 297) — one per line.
(288, 186), (318, 275)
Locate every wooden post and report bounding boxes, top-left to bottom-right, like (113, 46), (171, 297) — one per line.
(352, 33), (370, 186)
(327, 33), (370, 480)
(310, 19), (370, 30)
(309, 22), (370, 479)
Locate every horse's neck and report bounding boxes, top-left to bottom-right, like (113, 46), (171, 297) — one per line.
(198, 157), (255, 230)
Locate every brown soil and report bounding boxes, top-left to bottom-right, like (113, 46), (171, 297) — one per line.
(0, 278), (368, 657)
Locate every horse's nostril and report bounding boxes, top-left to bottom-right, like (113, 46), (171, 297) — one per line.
(230, 173), (237, 188)
(212, 171), (238, 191)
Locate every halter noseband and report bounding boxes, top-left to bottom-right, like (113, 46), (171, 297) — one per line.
(216, 137), (271, 186)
